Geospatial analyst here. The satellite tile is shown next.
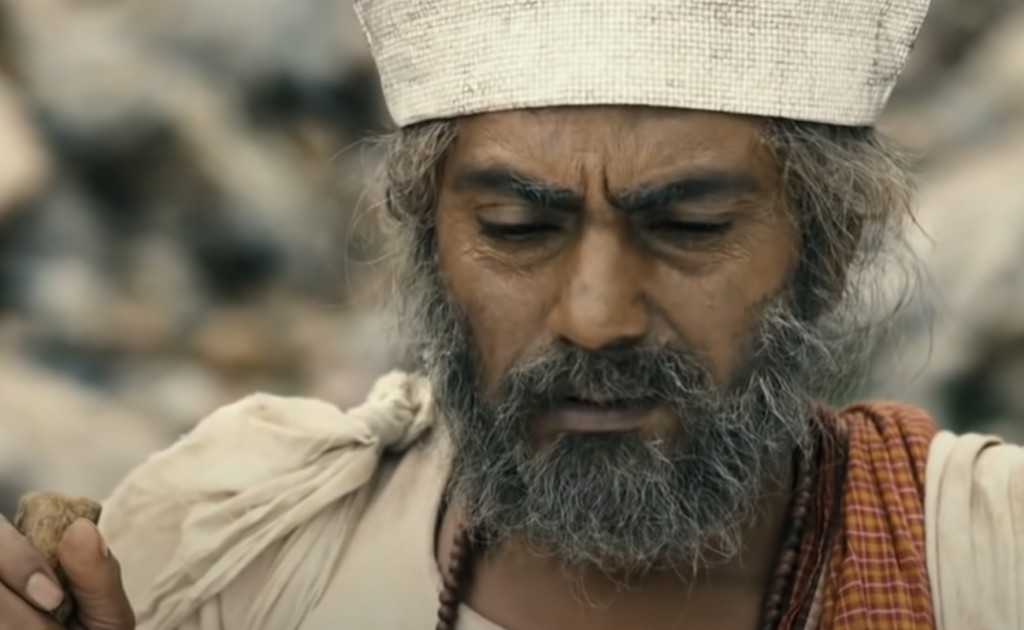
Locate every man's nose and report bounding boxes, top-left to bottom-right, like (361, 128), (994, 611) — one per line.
(546, 226), (651, 350)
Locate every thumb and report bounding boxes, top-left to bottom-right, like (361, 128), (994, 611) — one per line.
(59, 519), (135, 630)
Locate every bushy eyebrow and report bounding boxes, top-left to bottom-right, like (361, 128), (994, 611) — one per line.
(454, 167), (583, 213)
(454, 165), (760, 214)
(610, 174), (760, 213)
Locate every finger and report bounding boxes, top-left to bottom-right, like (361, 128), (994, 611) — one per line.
(0, 514), (65, 612)
(59, 520), (134, 630)
(0, 581), (63, 630)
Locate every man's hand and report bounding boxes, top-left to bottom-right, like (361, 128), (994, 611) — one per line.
(0, 515), (135, 630)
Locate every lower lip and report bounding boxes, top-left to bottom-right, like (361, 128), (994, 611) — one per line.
(544, 401), (657, 433)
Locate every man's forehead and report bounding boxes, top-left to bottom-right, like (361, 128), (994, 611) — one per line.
(446, 107), (774, 185)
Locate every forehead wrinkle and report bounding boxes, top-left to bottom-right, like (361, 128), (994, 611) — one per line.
(633, 133), (778, 196)
(605, 132), (767, 194)
(454, 118), (561, 169)
(452, 109), (777, 197)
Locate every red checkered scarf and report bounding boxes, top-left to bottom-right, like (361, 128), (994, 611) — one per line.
(779, 403), (940, 630)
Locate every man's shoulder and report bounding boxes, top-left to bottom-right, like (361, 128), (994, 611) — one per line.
(834, 400), (941, 477)
(837, 400), (941, 440)
(924, 424), (1024, 629)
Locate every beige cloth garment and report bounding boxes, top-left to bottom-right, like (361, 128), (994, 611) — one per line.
(100, 370), (502, 630)
(290, 420), (501, 630)
(925, 430), (1024, 630)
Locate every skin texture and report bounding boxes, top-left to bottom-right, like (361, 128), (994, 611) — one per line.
(433, 107), (804, 630)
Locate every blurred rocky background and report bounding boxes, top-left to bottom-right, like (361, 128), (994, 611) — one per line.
(1, 0), (1022, 516)
(870, 0), (1024, 440)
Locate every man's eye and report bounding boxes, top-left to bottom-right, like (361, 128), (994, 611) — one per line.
(648, 220), (732, 238)
(478, 221), (560, 241)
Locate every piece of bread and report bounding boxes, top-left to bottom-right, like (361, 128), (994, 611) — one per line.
(13, 491), (103, 625)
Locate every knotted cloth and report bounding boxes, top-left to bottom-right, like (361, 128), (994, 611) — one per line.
(98, 371), (434, 630)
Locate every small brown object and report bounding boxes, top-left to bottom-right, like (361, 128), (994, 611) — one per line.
(13, 491), (103, 625)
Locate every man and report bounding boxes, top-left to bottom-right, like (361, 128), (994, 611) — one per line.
(0, 0), (1020, 629)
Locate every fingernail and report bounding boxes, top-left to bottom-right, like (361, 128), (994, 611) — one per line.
(26, 572), (64, 611)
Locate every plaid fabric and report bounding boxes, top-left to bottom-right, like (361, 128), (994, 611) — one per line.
(783, 402), (940, 630)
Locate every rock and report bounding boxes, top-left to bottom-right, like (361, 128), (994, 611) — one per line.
(12, 184), (121, 352)
(880, 6), (1024, 156)
(8, 0), (361, 301)
(126, 0), (371, 87)
(0, 0), (392, 496)
(6, 0), (170, 143)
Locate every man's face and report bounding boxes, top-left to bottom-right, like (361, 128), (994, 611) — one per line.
(420, 106), (823, 572)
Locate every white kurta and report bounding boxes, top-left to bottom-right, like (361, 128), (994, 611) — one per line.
(925, 432), (1024, 629)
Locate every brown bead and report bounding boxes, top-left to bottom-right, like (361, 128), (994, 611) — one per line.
(438, 526), (475, 629)
(438, 603), (458, 623)
(780, 549), (798, 568)
(784, 531), (802, 548)
(439, 589), (458, 606)
(443, 573), (460, 591)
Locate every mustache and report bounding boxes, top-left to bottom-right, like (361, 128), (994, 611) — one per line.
(491, 342), (717, 414)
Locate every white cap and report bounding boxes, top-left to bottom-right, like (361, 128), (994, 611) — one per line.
(355, 0), (932, 128)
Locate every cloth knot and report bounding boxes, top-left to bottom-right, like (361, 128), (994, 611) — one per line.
(355, 370), (434, 452)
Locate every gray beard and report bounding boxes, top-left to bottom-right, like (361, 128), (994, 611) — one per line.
(405, 266), (830, 575)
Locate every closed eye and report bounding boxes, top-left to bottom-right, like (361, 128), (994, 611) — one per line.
(648, 220), (732, 236)
(478, 220), (561, 242)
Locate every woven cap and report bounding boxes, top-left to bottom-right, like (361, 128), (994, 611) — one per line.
(355, 0), (932, 128)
